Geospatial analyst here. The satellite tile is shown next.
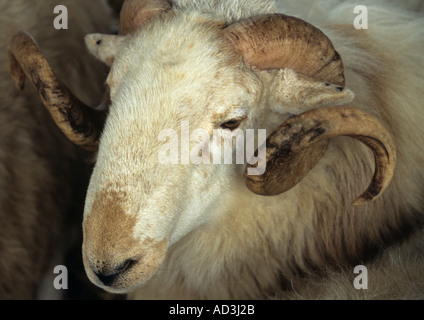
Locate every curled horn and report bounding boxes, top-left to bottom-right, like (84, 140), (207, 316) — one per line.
(225, 14), (396, 204)
(8, 31), (104, 151)
(225, 14), (345, 86)
(245, 107), (396, 206)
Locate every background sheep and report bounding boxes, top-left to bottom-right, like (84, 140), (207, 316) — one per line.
(10, 0), (424, 299)
(0, 0), (116, 299)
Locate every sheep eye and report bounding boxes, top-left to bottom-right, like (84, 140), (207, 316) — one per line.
(220, 118), (244, 130)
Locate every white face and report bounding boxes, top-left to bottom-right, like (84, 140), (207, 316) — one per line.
(81, 14), (264, 294)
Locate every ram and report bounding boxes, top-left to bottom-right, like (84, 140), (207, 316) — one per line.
(9, 0), (424, 299)
(1, 0), (114, 299)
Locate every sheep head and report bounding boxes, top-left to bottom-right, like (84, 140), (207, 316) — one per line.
(9, 0), (396, 294)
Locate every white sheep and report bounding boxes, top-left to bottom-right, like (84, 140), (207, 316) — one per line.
(1, 0), (114, 299)
(10, 0), (424, 299)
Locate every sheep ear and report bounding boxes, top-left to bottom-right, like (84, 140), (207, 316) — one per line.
(85, 34), (124, 67)
(268, 69), (355, 115)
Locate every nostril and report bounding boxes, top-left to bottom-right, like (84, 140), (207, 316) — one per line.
(94, 259), (136, 286)
(116, 259), (134, 273)
(95, 270), (118, 287)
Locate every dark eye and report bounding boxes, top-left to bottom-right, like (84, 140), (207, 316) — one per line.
(220, 118), (244, 130)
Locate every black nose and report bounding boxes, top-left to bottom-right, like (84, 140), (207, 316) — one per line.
(94, 259), (134, 286)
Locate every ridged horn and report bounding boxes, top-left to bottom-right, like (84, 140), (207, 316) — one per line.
(8, 31), (104, 151)
(225, 13), (345, 86)
(225, 14), (396, 204)
(245, 107), (396, 205)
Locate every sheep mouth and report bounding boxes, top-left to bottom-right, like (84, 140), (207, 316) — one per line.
(83, 239), (168, 295)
